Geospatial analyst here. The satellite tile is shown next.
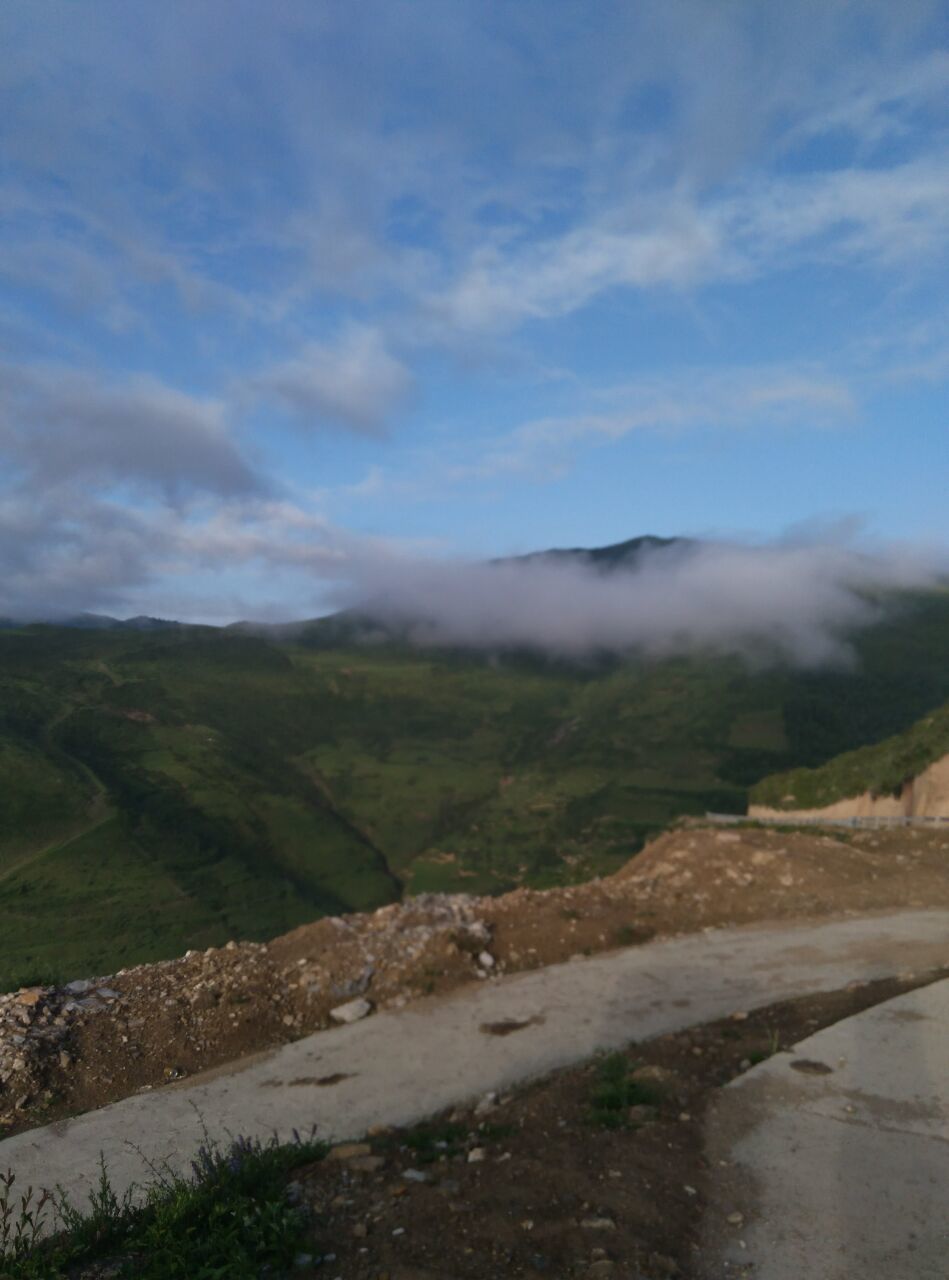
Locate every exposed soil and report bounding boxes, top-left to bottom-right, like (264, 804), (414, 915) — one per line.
(2, 822), (947, 1139)
(281, 972), (946, 1280)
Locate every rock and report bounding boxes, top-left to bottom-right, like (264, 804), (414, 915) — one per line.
(580, 1217), (616, 1231)
(15, 989), (44, 1007)
(96, 988), (121, 1000)
(628, 1104), (659, 1124)
(726, 1211), (744, 1225)
(64, 980), (92, 996)
(331, 964), (375, 999)
(630, 1064), (676, 1088)
(293, 1254), (314, 1269)
(330, 997), (372, 1024)
(474, 1090), (498, 1115)
(328, 1142), (372, 1161)
(348, 1154), (386, 1174)
(402, 1168), (429, 1183)
(467, 1147), (487, 1163)
(477, 951), (495, 970)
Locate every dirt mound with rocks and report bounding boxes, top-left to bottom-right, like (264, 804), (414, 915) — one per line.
(2, 822), (947, 1139)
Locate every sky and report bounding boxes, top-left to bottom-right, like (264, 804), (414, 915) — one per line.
(1, 0), (948, 627)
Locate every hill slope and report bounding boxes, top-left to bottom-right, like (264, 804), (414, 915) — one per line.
(750, 697), (949, 814)
(1, 584), (949, 989)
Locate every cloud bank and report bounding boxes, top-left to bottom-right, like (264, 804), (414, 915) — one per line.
(336, 536), (945, 667)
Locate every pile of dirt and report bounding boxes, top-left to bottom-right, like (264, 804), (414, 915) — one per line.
(2, 822), (947, 1138)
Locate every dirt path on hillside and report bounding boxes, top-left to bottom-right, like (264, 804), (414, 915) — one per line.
(1, 822), (947, 1137)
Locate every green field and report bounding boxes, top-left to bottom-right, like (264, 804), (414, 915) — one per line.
(2, 587), (949, 989)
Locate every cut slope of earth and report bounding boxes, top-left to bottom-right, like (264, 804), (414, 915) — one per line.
(2, 820), (947, 1138)
(3, 585), (949, 989)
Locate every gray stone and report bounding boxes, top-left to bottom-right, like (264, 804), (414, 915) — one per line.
(330, 998), (372, 1024)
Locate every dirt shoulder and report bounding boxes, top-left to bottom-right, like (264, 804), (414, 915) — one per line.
(2, 822), (947, 1139)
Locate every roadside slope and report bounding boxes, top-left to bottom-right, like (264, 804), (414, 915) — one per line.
(3, 822), (948, 1137)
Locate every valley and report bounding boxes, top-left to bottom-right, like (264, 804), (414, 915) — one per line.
(3, 586), (949, 992)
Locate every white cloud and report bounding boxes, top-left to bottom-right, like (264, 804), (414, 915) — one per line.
(335, 534), (946, 666)
(444, 366), (857, 482)
(433, 207), (723, 332)
(726, 158), (949, 269)
(250, 327), (413, 434)
(0, 363), (262, 497)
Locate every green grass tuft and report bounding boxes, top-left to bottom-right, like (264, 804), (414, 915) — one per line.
(585, 1052), (666, 1129)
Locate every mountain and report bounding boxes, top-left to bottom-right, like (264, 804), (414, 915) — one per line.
(1, 543), (949, 991)
(494, 533), (687, 570)
(0, 613), (186, 632)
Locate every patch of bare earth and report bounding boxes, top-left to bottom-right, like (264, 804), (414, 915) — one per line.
(2, 824), (947, 1137)
(284, 972), (946, 1280)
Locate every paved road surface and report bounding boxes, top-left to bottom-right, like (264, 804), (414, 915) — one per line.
(701, 977), (949, 1279)
(2, 910), (946, 1215)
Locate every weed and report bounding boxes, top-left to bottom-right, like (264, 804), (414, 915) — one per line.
(1, 1171), (52, 1264)
(585, 1052), (665, 1130)
(0, 1129), (326, 1279)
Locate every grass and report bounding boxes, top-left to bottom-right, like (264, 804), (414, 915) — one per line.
(585, 1052), (667, 1130)
(0, 1130), (326, 1279)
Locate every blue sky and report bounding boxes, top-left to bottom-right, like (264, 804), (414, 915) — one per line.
(1, 0), (948, 623)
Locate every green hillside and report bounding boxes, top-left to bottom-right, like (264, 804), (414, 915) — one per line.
(2, 586), (949, 990)
(750, 697), (949, 812)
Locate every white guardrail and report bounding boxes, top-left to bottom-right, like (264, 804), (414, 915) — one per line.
(705, 811), (949, 830)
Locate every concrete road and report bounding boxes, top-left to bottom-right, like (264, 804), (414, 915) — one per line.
(701, 977), (949, 1280)
(1, 910), (946, 1213)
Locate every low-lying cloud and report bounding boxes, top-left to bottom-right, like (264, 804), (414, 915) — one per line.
(337, 536), (945, 667)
